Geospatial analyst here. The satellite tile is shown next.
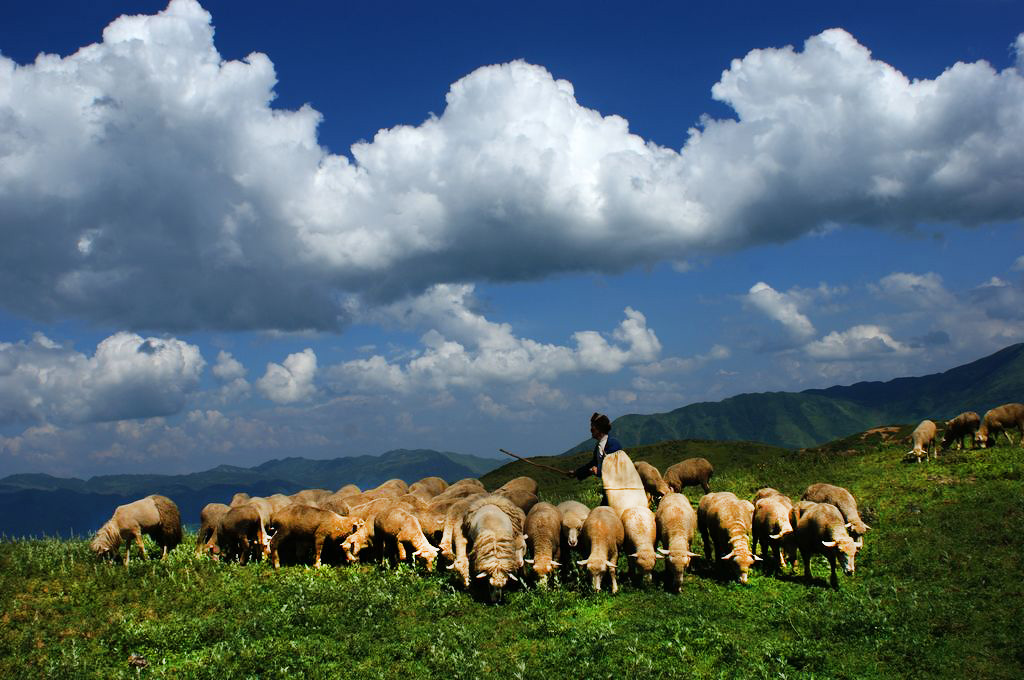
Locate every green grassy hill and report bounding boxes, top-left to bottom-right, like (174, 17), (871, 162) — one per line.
(563, 343), (1024, 454)
(3, 433), (1022, 678)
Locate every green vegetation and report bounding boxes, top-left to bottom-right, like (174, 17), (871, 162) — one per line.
(2, 434), (1022, 679)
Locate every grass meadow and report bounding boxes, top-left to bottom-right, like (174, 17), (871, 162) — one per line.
(2, 433), (1022, 679)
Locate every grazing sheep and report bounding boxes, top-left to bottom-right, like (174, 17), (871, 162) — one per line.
(635, 461), (671, 505)
(452, 496), (525, 600)
(751, 488), (791, 507)
(335, 483), (362, 498)
(289, 489), (333, 507)
(557, 501), (590, 549)
(438, 493), (487, 562)
(494, 487), (540, 515)
(576, 506), (625, 594)
(374, 506), (438, 570)
(908, 420), (938, 462)
(801, 483), (870, 539)
(340, 496), (421, 562)
(601, 451), (649, 518)
(524, 502), (563, 586)
(375, 479), (410, 495)
(793, 501), (862, 588)
(209, 503), (270, 565)
(698, 491), (760, 584)
(90, 494), (182, 565)
(942, 411), (981, 451)
(195, 502), (229, 557)
(655, 493), (699, 592)
(752, 496), (794, 573)
(408, 476), (448, 502)
(664, 457), (714, 494)
(495, 476), (539, 496)
(621, 506), (660, 585)
(229, 492), (251, 507)
(976, 403), (1024, 448)
(266, 505), (363, 569)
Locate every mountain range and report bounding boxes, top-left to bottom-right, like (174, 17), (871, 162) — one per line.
(562, 342), (1024, 454)
(0, 449), (502, 538)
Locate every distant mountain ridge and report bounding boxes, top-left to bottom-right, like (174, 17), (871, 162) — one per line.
(0, 448), (503, 538)
(563, 343), (1024, 454)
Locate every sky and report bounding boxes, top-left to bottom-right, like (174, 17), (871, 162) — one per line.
(1, 0), (1023, 479)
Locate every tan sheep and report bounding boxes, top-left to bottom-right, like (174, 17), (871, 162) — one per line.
(374, 505), (438, 570)
(90, 495), (182, 565)
(942, 411), (981, 451)
(621, 506), (661, 585)
(452, 496), (526, 600)
(523, 502), (563, 586)
(697, 491), (760, 584)
(557, 500), (590, 549)
(976, 403), (1024, 448)
(208, 502), (270, 565)
(335, 483), (362, 497)
(908, 419), (938, 462)
(801, 483), (870, 539)
(664, 457), (714, 494)
(655, 493), (699, 592)
(793, 501), (862, 588)
(576, 505), (625, 594)
(494, 487), (540, 515)
(229, 492), (251, 507)
(266, 505), (363, 568)
(495, 476), (539, 496)
(635, 461), (672, 504)
(752, 495), (795, 573)
(407, 476), (448, 502)
(195, 502), (229, 557)
(289, 489), (333, 507)
(339, 496), (418, 562)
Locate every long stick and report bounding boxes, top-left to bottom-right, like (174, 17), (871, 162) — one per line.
(498, 449), (574, 476)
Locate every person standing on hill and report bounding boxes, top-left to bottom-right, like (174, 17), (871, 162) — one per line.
(573, 413), (623, 480)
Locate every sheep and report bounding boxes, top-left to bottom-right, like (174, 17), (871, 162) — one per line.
(697, 491), (760, 584)
(494, 487), (540, 515)
(335, 483), (362, 498)
(942, 411), (981, 451)
(229, 492), (251, 507)
(976, 403), (1024, 448)
(373, 505), (438, 570)
(655, 493), (699, 592)
(523, 502), (563, 586)
(664, 457), (714, 494)
(266, 505), (363, 568)
(635, 461), (671, 505)
(908, 419), (938, 462)
(375, 479), (410, 495)
(407, 476), (448, 502)
(621, 506), (661, 585)
(451, 496), (526, 600)
(495, 476), (539, 496)
(289, 489), (333, 507)
(208, 502), (270, 565)
(801, 483), (870, 539)
(90, 494), (182, 565)
(601, 451), (649, 518)
(340, 496), (419, 562)
(195, 502), (230, 557)
(438, 493), (487, 562)
(751, 488), (791, 506)
(576, 505), (625, 594)
(793, 501), (862, 588)
(557, 500), (590, 549)
(752, 495), (794, 573)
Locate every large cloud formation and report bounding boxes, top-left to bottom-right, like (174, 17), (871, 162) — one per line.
(0, 332), (204, 424)
(2, 0), (1023, 332)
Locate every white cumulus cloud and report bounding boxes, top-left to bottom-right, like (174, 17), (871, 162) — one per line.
(0, 331), (205, 424)
(257, 348), (318, 404)
(746, 282), (816, 338)
(1, 3), (1023, 332)
(805, 325), (910, 360)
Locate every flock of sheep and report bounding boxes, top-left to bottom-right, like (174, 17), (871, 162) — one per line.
(908, 402), (1024, 462)
(89, 450), (875, 600)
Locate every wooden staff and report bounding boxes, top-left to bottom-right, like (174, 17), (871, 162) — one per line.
(498, 449), (574, 477)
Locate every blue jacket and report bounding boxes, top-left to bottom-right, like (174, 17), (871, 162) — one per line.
(573, 436), (623, 480)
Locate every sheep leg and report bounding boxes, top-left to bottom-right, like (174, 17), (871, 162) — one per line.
(270, 531), (285, 569)
(313, 532), (326, 567)
(128, 527), (146, 565)
(827, 553), (839, 589)
(801, 549), (813, 584)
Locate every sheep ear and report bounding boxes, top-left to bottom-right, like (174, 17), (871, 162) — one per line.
(550, 560), (561, 567)
(821, 540), (837, 548)
(655, 553), (664, 560)
(845, 522), (853, 529)
(854, 539), (863, 548)
(769, 532), (782, 540)
(605, 560), (616, 568)
(628, 552), (638, 557)
(523, 558), (534, 564)
(721, 550), (735, 560)
(576, 559), (588, 565)
(686, 551), (701, 558)
(657, 548), (670, 555)
(507, 572), (519, 582)
(753, 554), (763, 561)
(446, 563), (455, 570)
(476, 572), (488, 579)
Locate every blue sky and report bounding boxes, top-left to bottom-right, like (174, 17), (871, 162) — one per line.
(1, 0), (1023, 478)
